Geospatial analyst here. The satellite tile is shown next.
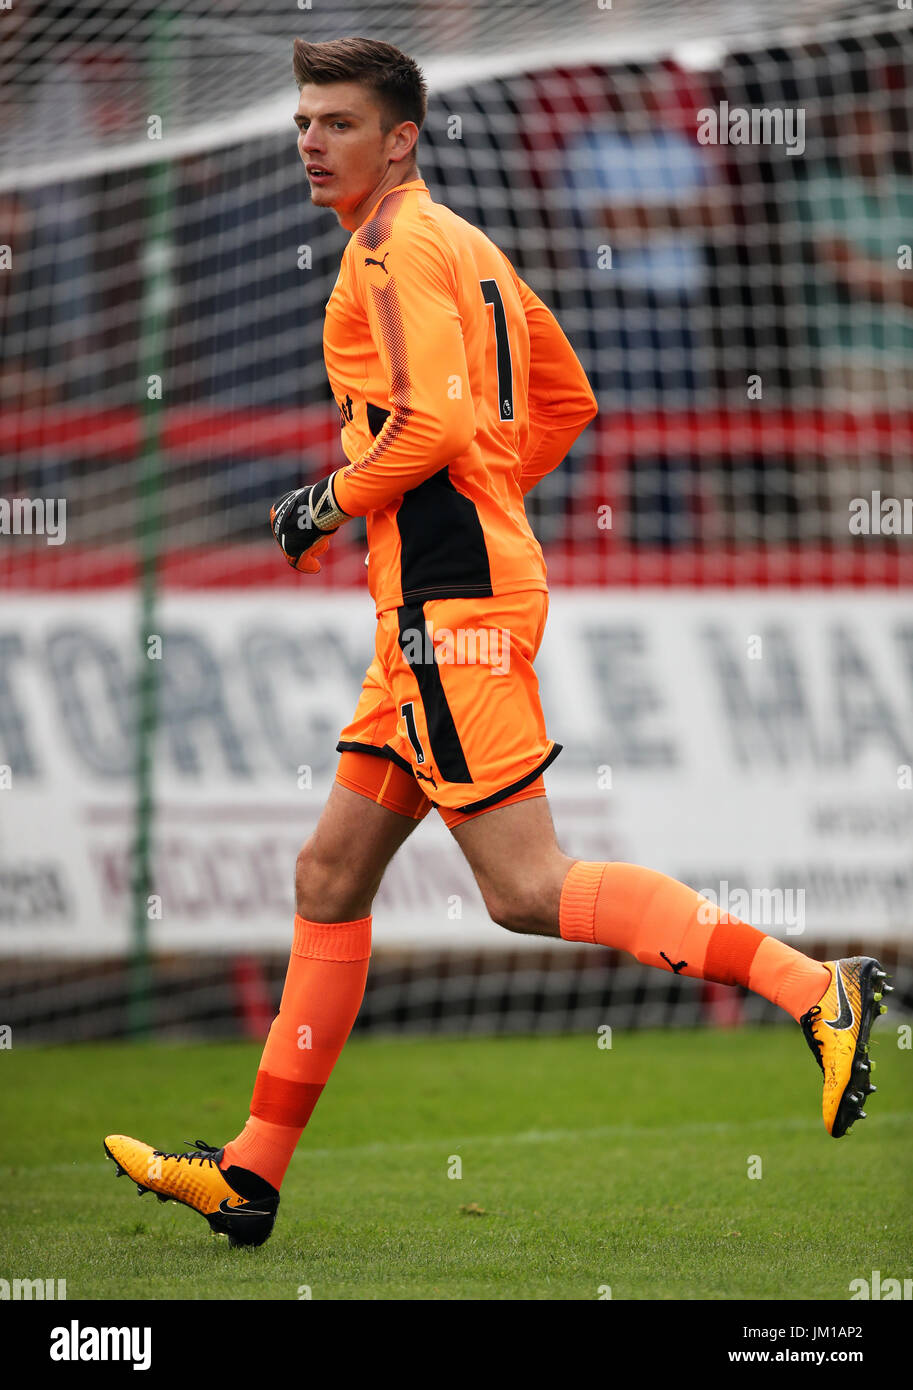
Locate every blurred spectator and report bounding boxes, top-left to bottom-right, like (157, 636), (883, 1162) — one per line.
(561, 66), (729, 403)
(527, 61), (732, 544)
(796, 99), (913, 408)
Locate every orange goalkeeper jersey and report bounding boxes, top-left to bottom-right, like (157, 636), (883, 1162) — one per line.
(324, 178), (598, 614)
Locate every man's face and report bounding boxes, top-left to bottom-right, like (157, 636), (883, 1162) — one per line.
(295, 81), (401, 220)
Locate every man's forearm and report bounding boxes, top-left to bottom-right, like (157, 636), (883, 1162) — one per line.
(331, 400), (476, 517)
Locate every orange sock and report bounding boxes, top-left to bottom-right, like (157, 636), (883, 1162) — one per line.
(221, 914), (371, 1189)
(559, 861), (829, 1022)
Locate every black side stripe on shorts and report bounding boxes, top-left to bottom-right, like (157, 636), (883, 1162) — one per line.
(396, 603), (473, 784)
(451, 742), (563, 814)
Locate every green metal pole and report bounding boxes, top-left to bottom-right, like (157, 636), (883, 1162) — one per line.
(130, 10), (175, 1037)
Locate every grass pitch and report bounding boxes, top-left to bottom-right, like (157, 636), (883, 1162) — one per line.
(2, 1026), (910, 1300)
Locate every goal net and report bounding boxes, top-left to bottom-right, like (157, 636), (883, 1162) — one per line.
(1, 0), (911, 1041)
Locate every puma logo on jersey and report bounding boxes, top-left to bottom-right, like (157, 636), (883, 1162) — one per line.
(364, 251), (390, 273)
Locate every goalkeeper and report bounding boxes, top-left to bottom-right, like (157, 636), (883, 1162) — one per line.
(105, 37), (889, 1247)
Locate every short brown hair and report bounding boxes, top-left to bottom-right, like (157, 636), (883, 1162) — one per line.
(293, 37), (427, 134)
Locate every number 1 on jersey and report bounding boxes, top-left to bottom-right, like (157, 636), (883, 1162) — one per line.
(480, 278), (514, 422)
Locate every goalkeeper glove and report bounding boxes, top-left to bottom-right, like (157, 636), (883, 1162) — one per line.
(270, 472), (348, 573)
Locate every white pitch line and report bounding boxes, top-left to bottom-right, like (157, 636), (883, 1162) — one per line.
(290, 1110), (913, 1163)
(9, 1111), (911, 1178)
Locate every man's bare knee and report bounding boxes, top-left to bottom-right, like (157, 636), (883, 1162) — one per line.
(483, 882), (560, 938)
(451, 800), (572, 939)
(295, 837), (375, 922)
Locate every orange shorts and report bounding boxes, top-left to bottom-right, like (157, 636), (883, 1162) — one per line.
(336, 590), (560, 824)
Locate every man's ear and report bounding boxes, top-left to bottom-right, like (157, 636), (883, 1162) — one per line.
(389, 120), (419, 164)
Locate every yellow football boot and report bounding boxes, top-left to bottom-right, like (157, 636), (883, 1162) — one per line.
(800, 957), (891, 1137)
(104, 1136), (279, 1247)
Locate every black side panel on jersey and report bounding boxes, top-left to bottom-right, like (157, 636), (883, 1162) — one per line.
(366, 402), (389, 437)
(397, 468), (493, 603)
(396, 604), (473, 783)
(366, 401), (493, 604)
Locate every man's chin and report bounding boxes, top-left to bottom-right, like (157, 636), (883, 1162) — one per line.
(307, 176), (347, 206)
